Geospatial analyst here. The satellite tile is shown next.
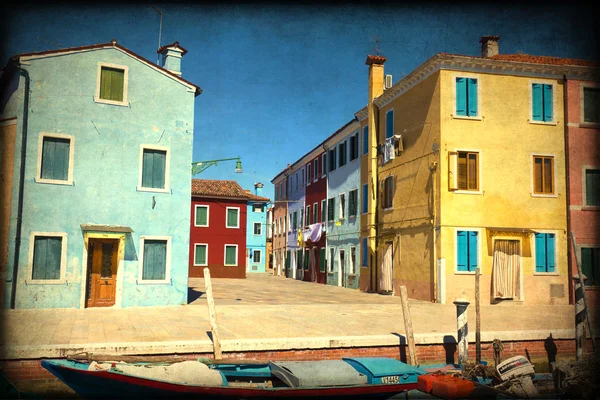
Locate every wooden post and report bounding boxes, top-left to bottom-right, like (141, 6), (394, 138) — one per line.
(203, 267), (222, 360)
(399, 286), (418, 366)
(475, 267), (481, 364)
(570, 232), (596, 354)
(454, 299), (470, 366)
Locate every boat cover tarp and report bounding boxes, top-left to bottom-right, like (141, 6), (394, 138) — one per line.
(110, 361), (224, 386)
(269, 360), (368, 388)
(343, 357), (426, 377)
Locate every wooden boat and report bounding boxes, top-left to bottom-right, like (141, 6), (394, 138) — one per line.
(41, 356), (425, 399)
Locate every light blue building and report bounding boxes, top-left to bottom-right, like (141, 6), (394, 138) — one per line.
(0, 40), (201, 309)
(324, 119), (362, 288)
(285, 162), (306, 279)
(245, 183), (270, 273)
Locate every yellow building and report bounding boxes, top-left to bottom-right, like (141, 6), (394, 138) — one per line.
(363, 36), (579, 305)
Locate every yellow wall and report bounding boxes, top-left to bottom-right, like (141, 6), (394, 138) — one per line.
(438, 70), (568, 305)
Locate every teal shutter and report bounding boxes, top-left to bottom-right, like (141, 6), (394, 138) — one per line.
(535, 233), (546, 272)
(586, 170), (600, 206)
(532, 83), (542, 121)
(143, 240), (166, 280)
(32, 236), (61, 280)
(468, 78), (478, 116)
(457, 231), (467, 271)
(386, 110), (394, 138)
(456, 78), (467, 116)
(363, 126), (368, 155)
(547, 234), (555, 273)
(543, 84), (553, 121)
(468, 231), (478, 271)
(142, 149), (166, 188)
(41, 137), (69, 180)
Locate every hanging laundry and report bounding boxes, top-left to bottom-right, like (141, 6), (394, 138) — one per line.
(383, 137), (395, 165)
(297, 229), (303, 247)
(304, 223), (322, 243)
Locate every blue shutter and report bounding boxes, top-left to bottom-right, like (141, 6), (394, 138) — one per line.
(457, 231), (467, 271)
(363, 126), (368, 155)
(41, 137), (69, 180)
(362, 238), (368, 266)
(142, 150), (153, 187)
(535, 233), (546, 272)
(144, 240), (166, 280)
(32, 237), (61, 280)
(468, 79), (478, 116)
(532, 83), (542, 121)
(152, 151), (166, 189)
(456, 78), (467, 116)
(362, 184), (368, 213)
(386, 110), (394, 138)
(543, 84), (553, 122)
(468, 231), (478, 272)
(547, 234), (555, 273)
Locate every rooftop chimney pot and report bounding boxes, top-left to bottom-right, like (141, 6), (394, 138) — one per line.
(480, 36), (500, 58)
(158, 41), (188, 76)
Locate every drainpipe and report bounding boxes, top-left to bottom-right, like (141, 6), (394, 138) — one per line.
(562, 73), (574, 304)
(430, 161), (438, 302)
(10, 60), (30, 309)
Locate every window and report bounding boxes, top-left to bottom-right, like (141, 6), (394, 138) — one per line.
(95, 63), (128, 106)
(350, 133), (359, 161)
(313, 202), (318, 224)
(253, 204), (264, 213)
(327, 198), (335, 222)
(226, 207), (240, 228)
(583, 87), (600, 123)
(339, 249), (345, 276)
(383, 176), (394, 209)
(350, 247), (356, 274)
(294, 172), (298, 191)
(304, 249), (309, 270)
(349, 189), (358, 218)
(534, 233), (555, 273)
(37, 133), (74, 185)
(585, 169), (600, 206)
(320, 248), (326, 272)
(322, 154), (326, 176)
(339, 193), (346, 220)
(314, 159), (319, 182)
(362, 125), (369, 155)
(456, 230), (478, 272)
(449, 151), (479, 191)
(533, 155), (554, 195)
(289, 213), (292, 232)
(329, 248), (335, 272)
(307, 164), (312, 185)
(224, 245), (238, 266)
(581, 247), (600, 286)
(253, 250), (261, 263)
(300, 208), (304, 228)
(531, 83), (553, 122)
(139, 146), (169, 191)
(338, 141), (347, 167)
(386, 109), (394, 139)
(321, 199), (326, 222)
(285, 250), (291, 270)
(194, 244), (208, 266)
(140, 237), (170, 282)
(292, 211), (298, 230)
(362, 184), (368, 214)
(361, 238), (368, 267)
(297, 250), (303, 270)
(455, 77), (478, 117)
(328, 148), (337, 172)
(253, 222), (262, 235)
(194, 205), (209, 227)
(306, 205), (311, 225)
(300, 168), (304, 187)
(30, 233), (66, 282)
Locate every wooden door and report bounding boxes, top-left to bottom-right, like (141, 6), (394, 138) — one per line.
(87, 239), (118, 307)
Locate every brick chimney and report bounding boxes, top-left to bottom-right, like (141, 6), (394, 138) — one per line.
(254, 182), (264, 196)
(157, 41), (188, 76)
(480, 36), (500, 58)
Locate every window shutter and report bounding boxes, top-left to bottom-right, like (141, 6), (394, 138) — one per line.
(468, 78), (478, 116)
(543, 158), (553, 194)
(195, 245), (206, 265)
(33, 237), (61, 280)
(285, 251), (291, 268)
(41, 137), (69, 180)
(543, 84), (553, 122)
(362, 238), (368, 266)
(225, 246), (236, 265)
(386, 110), (394, 138)
(547, 233), (555, 272)
(448, 152), (458, 190)
(362, 184), (368, 213)
(456, 78), (467, 116)
(586, 170), (600, 206)
(196, 207), (207, 225)
(532, 83), (542, 121)
(227, 209), (238, 227)
(143, 240), (166, 280)
(320, 248), (326, 272)
(143, 149), (167, 189)
(468, 231), (478, 271)
(363, 126), (368, 155)
(535, 233), (546, 272)
(457, 231), (467, 271)
(304, 250), (309, 270)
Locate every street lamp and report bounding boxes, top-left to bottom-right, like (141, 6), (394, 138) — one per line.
(191, 156), (243, 175)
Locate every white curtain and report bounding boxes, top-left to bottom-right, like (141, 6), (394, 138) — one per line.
(380, 244), (393, 292)
(492, 240), (521, 299)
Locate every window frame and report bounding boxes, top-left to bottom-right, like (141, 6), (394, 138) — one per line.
(533, 231), (558, 275)
(583, 167), (600, 208)
(449, 149), (482, 195)
(137, 144), (170, 193)
(350, 246), (356, 275)
(385, 109), (394, 139)
(578, 244), (600, 286)
(36, 133), (75, 186)
(313, 202), (318, 224)
(253, 222), (262, 236)
(580, 83), (600, 126)
(350, 132), (359, 162)
(194, 204), (210, 227)
(224, 244), (239, 266)
(338, 140), (347, 168)
(327, 197), (335, 222)
(138, 235), (171, 284)
(531, 153), (556, 197)
(27, 231), (68, 285)
(349, 188), (358, 218)
(339, 192), (346, 220)
(328, 247), (335, 273)
(252, 249), (262, 263)
(454, 228), (481, 275)
(383, 175), (394, 210)
(314, 159), (319, 182)
(95, 62), (129, 107)
(306, 205), (311, 225)
(307, 163), (312, 186)
(321, 154), (327, 177)
(362, 125), (369, 156)
(225, 207), (241, 229)
(193, 243), (209, 267)
(529, 80), (556, 125)
(321, 199), (326, 222)
(452, 73), (482, 120)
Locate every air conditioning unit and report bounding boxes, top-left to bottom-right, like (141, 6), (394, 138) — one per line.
(385, 74), (393, 89)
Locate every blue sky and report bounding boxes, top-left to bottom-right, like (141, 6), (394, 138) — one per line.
(2, 3), (598, 201)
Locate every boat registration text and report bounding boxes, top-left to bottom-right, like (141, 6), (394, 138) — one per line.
(381, 375), (400, 384)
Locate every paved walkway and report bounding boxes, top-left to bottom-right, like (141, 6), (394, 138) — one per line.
(0, 273), (588, 359)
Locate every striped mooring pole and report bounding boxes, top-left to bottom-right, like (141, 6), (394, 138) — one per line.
(454, 299), (470, 365)
(572, 274), (588, 361)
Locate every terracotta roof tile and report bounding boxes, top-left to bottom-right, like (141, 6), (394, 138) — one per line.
(191, 179), (249, 199)
(438, 52), (600, 67)
(246, 193), (270, 202)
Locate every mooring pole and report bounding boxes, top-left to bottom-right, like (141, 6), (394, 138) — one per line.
(570, 232), (596, 354)
(572, 274), (588, 361)
(454, 299), (470, 366)
(204, 267), (223, 360)
(400, 286), (418, 366)
(475, 267), (481, 364)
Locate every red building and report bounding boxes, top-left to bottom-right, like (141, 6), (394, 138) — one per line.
(189, 179), (249, 279)
(304, 150), (327, 284)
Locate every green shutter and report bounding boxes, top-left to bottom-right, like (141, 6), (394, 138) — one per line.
(41, 137), (69, 181)
(225, 246), (237, 265)
(456, 78), (467, 116)
(583, 88), (600, 123)
(532, 83), (542, 121)
(586, 170), (600, 206)
(100, 67), (124, 102)
(319, 248), (325, 272)
(195, 244), (206, 265)
(227, 208), (238, 227)
(468, 78), (478, 116)
(328, 199), (334, 221)
(32, 236), (62, 280)
(543, 84), (553, 122)
(304, 250), (309, 270)
(196, 206), (208, 225)
(143, 240), (166, 280)
(285, 250), (291, 269)
(142, 149), (166, 189)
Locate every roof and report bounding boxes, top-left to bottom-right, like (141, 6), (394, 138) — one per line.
(10, 39), (202, 96)
(437, 52), (600, 67)
(192, 179), (270, 202)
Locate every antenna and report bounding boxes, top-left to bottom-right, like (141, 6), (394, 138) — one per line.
(151, 6), (163, 65)
(36, 36), (62, 49)
(371, 34), (381, 55)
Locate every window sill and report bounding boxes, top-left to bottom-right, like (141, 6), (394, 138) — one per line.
(452, 190), (482, 195)
(226, 226), (241, 229)
(193, 264), (208, 267)
(94, 97), (129, 107)
(528, 119), (557, 126)
(582, 206), (600, 211)
(579, 122), (600, 129)
(451, 114), (482, 121)
(25, 279), (66, 285)
(35, 178), (73, 186)
(531, 193), (558, 198)
(454, 270), (477, 275)
(533, 272), (559, 276)
(383, 207), (393, 212)
(194, 224), (209, 228)
(137, 279), (170, 285)
(224, 264), (238, 267)
(137, 186), (170, 194)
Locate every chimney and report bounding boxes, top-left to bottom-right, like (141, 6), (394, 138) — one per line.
(157, 41), (188, 76)
(480, 36), (500, 58)
(254, 182), (264, 196)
